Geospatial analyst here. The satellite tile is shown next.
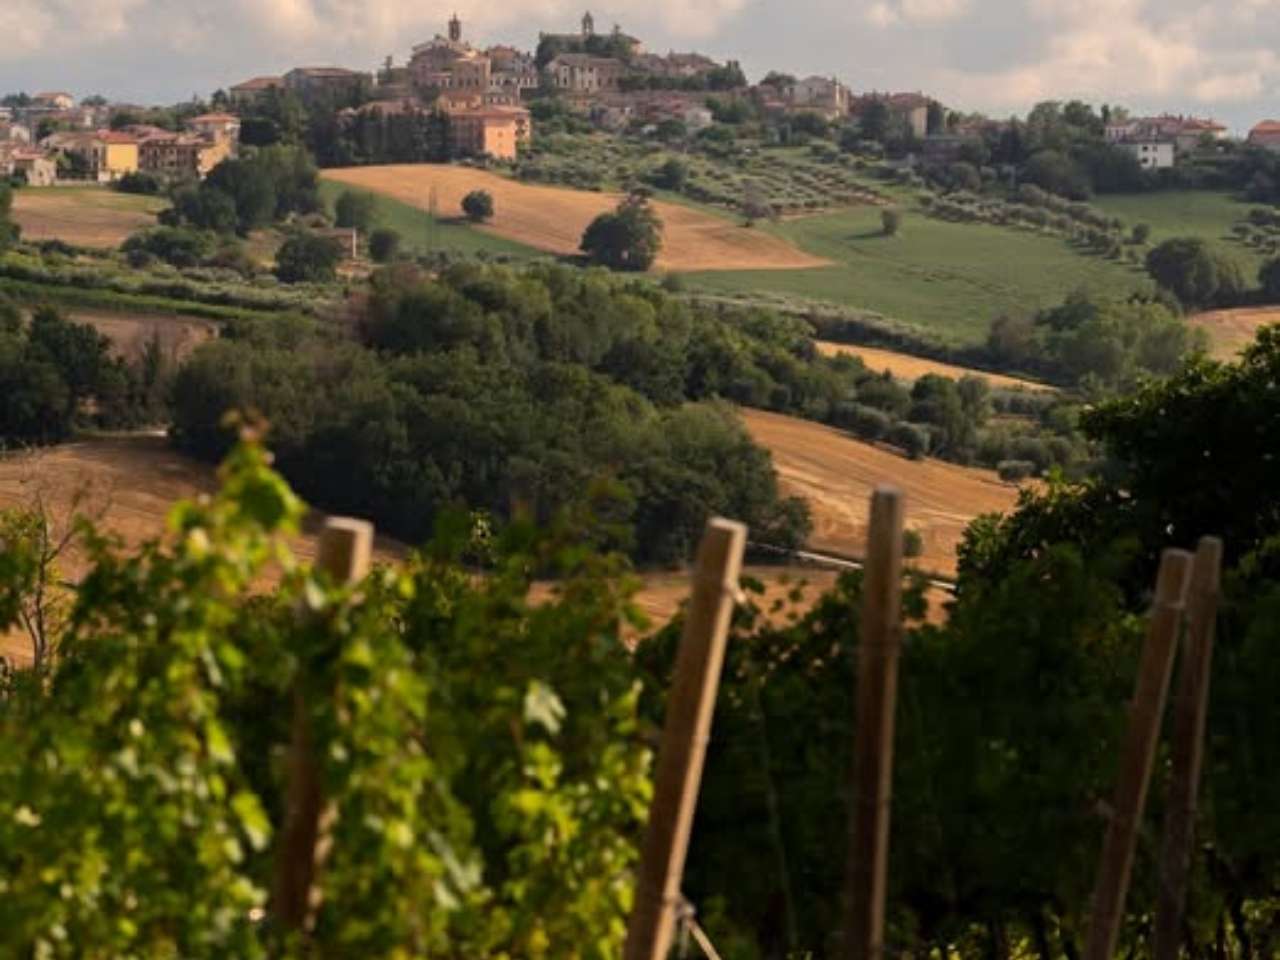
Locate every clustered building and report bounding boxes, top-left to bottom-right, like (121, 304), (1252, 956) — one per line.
(1102, 115), (1230, 169)
(9, 12), (1279, 183)
(0, 96), (240, 185)
(222, 11), (742, 161)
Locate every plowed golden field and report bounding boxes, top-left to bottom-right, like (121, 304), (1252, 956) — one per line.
(742, 408), (1019, 576)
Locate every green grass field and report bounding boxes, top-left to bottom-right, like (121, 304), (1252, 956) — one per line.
(684, 205), (1148, 346)
(318, 181), (540, 260)
(1093, 190), (1265, 273)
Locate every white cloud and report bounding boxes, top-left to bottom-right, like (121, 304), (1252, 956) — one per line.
(864, 0), (968, 25)
(927, 0), (1280, 117)
(0, 0), (146, 55)
(0, 0), (747, 64)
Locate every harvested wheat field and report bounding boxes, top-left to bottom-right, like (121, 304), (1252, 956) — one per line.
(321, 165), (829, 273)
(73, 310), (217, 364)
(0, 435), (852, 664)
(743, 408), (1019, 577)
(0, 436), (400, 667)
(816, 341), (1055, 391)
(1190, 307), (1280, 360)
(11, 187), (165, 248)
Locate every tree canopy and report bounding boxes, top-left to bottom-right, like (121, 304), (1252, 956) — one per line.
(0, 301), (160, 445)
(1145, 237), (1245, 309)
(461, 189), (494, 223)
(168, 145), (320, 235)
(580, 194), (663, 271)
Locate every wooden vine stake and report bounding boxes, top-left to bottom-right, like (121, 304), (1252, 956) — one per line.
(844, 486), (906, 960)
(624, 517), (747, 960)
(1084, 548), (1193, 960)
(271, 517), (373, 933)
(1153, 537), (1223, 960)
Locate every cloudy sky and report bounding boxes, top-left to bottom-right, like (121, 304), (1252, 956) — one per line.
(1, 0), (1276, 130)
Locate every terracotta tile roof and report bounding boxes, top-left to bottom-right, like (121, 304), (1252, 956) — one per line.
(289, 67), (362, 78)
(189, 113), (239, 124)
(95, 131), (138, 144)
(231, 76), (284, 91)
(1250, 120), (1280, 135)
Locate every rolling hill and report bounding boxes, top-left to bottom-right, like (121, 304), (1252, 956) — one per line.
(320, 164), (828, 273)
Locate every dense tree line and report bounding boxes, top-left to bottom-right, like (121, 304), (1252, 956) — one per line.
(163, 145), (320, 235)
(308, 106), (450, 168)
(170, 265), (819, 564)
(165, 261), (1096, 561)
(984, 289), (1203, 392)
(0, 297), (165, 444)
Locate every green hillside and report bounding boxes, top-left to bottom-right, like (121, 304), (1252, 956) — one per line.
(684, 204), (1149, 346)
(1093, 189), (1265, 272)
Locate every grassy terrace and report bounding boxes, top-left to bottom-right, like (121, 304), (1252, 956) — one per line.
(684, 204), (1148, 346)
(318, 180), (540, 260)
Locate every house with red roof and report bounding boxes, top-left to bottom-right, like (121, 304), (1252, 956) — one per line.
(1106, 115), (1228, 153)
(1248, 120), (1280, 152)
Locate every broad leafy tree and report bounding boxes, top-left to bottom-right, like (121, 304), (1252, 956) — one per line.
(1146, 237), (1244, 309)
(461, 189), (495, 223)
(274, 231), (343, 284)
(580, 194), (663, 271)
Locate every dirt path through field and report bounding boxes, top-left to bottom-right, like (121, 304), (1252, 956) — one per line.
(12, 188), (164, 248)
(742, 408), (1019, 576)
(1190, 307), (1280, 360)
(816, 341), (1055, 391)
(322, 165), (829, 273)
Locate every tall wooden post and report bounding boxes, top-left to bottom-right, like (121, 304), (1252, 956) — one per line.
(1153, 537), (1223, 960)
(1084, 548), (1193, 960)
(844, 486), (906, 960)
(624, 517), (747, 960)
(272, 518), (373, 933)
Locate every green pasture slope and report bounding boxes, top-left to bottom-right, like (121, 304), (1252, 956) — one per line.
(317, 181), (540, 260)
(684, 204), (1148, 347)
(1092, 190), (1265, 273)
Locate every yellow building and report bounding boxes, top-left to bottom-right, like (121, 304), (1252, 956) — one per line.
(446, 106), (531, 161)
(97, 132), (140, 178)
(44, 130), (138, 181)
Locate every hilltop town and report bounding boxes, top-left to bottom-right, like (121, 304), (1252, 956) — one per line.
(4, 10), (1280, 188)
